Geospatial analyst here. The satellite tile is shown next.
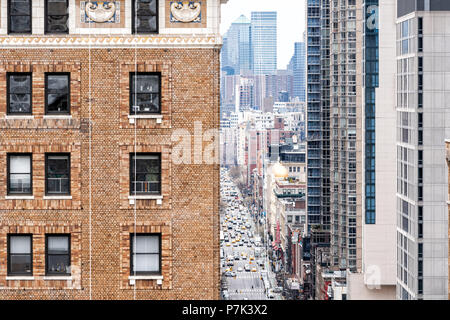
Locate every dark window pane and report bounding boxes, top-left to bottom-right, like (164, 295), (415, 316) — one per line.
(46, 0), (68, 33)
(133, 75), (159, 93)
(9, 75), (31, 93)
(47, 75), (69, 91)
(10, 0), (31, 15)
(8, 74), (31, 114)
(46, 74), (70, 114)
(9, 173), (31, 193)
(47, 94), (69, 113)
(47, 255), (70, 274)
(136, 0), (157, 15)
(46, 155), (70, 194)
(130, 74), (161, 114)
(10, 15), (31, 33)
(133, 0), (158, 33)
(10, 255), (32, 273)
(46, 16), (69, 33)
(130, 154), (161, 194)
(47, 0), (67, 15)
(136, 16), (157, 32)
(9, 94), (31, 113)
(8, 235), (32, 275)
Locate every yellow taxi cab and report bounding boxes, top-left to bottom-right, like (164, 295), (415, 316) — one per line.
(226, 243), (231, 247)
(225, 267), (232, 272)
(251, 267), (257, 272)
(249, 256), (255, 261)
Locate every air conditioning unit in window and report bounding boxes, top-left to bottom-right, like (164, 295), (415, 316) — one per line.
(132, 105), (140, 112)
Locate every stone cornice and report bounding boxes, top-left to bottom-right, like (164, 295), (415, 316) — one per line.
(0, 35), (222, 48)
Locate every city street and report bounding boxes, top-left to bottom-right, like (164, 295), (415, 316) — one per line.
(220, 167), (281, 300)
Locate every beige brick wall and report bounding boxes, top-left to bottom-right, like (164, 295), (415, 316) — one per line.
(0, 47), (220, 300)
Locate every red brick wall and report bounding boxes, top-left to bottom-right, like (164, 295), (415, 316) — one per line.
(0, 48), (220, 300)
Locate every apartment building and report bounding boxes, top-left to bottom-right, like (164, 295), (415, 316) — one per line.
(347, 0), (397, 299)
(0, 0), (226, 299)
(396, 0), (449, 300)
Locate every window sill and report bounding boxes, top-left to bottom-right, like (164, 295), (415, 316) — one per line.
(128, 115), (163, 119)
(128, 275), (163, 281)
(5, 195), (35, 200)
(6, 276), (34, 281)
(128, 195), (163, 200)
(43, 276), (72, 281)
(43, 115), (72, 119)
(4, 115), (34, 119)
(43, 195), (72, 200)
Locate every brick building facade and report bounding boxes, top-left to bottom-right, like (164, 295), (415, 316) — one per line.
(0, 0), (227, 299)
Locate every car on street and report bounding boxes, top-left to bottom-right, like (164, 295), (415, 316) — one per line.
(251, 267), (257, 272)
(244, 264), (250, 271)
(273, 287), (283, 293)
(237, 267), (243, 272)
(222, 290), (229, 299)
(267, 289), (275, 299)
(224, 271), (233, 277)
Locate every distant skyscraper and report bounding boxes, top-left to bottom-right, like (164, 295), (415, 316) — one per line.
(221, 14), (252, 75)
(289, 42), (306, 102)
(251, 11), (277, 75)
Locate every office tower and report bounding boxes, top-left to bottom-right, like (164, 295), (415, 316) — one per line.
(396, 0), (450, 300)
(289, 42), (306, 102)
(251, 11), (277, 75)
(346, 0), (397, 299)
(305, 0), (330, 229)
(221, 14), (252, 75)
(0, 0), (226, 299)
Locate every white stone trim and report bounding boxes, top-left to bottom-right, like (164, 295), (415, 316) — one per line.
(4, 115), (35, 120)
(43, 195), (73, 200)
(128, 195), (163, 200)
(128, 275), (163, 281)
(6, 277), (35, 281)
(5, 195), (35, 200)
(43, 115), (73, 119)
(43, 276), (73, 281)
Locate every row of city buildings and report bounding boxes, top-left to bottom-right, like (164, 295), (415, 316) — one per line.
(304, 0), (449, 300)
(221, 0), (450, 300)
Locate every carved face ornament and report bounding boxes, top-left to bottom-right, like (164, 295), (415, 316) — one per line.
(85, 1), (116, 23)
(170, 1), (201, 23)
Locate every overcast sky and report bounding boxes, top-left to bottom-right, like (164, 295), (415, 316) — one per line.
(220, 0), (306, 70)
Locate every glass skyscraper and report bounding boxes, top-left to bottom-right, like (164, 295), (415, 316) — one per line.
(221, 14), (252, 75)
(290, 42), (306, 102)
(251, 11), (277, 75)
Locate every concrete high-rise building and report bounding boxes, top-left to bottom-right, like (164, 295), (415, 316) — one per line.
(221, 14), (252, 75)
(0, 0), (226, 300)
(395, 0), (450, 300)
(347, 0), (397, 300)
(289, 42), (306, 102)
(251, 11), (277, 75)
